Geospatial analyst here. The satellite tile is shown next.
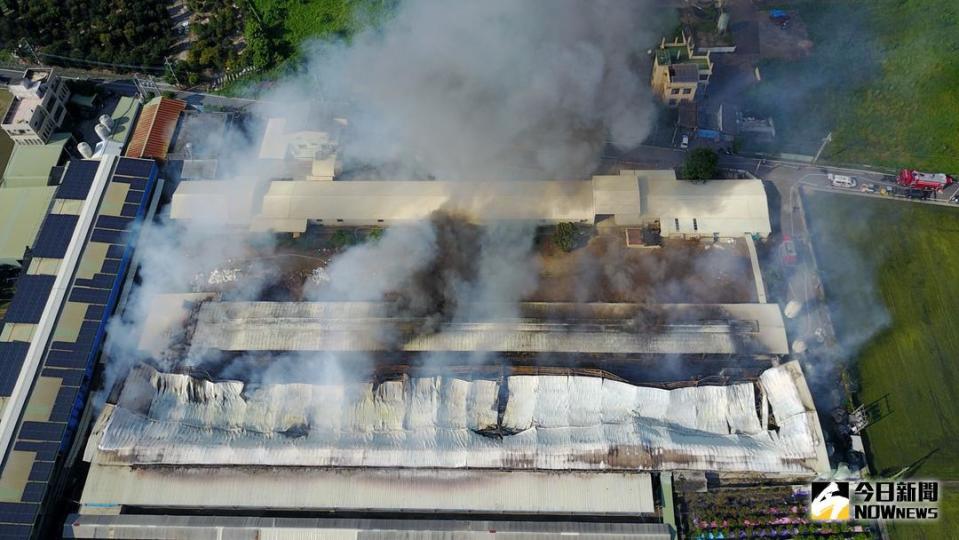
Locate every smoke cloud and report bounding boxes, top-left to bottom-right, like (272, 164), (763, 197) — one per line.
(296, 0), (661, 179)
(102, 0), (667, 396)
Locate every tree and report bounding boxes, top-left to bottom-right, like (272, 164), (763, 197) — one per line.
(366, 227), (384, 242)
(552, 222), (577, 252)
(682, 148), (720, 181)
(331, 229), (354, 249)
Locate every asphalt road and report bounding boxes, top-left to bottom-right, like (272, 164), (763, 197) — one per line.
(604, 143), (959, 209)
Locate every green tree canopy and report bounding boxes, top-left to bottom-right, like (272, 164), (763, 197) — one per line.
(552, 222), (577, 252)
(682, 148), (720, 181)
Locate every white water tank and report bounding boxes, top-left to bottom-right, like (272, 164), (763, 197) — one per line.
(718, 12), (730, 33)
(95, 123), (111, 141)
(784, 300), (802, 319)
(98, 114), (114, 130)
(77, 142), (93, 159)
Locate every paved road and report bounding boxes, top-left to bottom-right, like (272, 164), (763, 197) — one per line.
(603, 143), (959, 206)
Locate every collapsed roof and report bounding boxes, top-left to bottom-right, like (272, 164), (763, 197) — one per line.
(88, 361), (827, 476)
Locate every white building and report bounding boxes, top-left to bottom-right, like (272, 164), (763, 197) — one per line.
(1, 69), (70, 146)
(171, 169), (772, 238)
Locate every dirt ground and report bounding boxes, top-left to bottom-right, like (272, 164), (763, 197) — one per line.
(530, 232), (758, 304)
(756, 7), (813, 60)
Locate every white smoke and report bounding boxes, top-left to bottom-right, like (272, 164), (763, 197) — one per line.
(101, 0), (666, 395)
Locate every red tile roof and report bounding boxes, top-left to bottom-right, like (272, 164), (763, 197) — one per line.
(125, 97), (186, 160)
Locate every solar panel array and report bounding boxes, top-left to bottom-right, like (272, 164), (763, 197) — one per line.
(54, 160), (99, 200)
(30, 215), (79, 259)
(2, 276), (55, 324)
(0, 158), (157, 539)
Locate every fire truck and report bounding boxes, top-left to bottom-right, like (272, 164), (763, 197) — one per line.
(897, 169), (954, 192)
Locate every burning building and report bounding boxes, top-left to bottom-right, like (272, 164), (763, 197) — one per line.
(171, 167), (773, 239)
(67, 360), (826, 537)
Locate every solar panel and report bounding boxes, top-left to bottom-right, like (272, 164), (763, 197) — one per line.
(120, 203), (140, 217)
(0, 502), (37, 524)
(100, 259), (121, 274)
(30, 214), (78, 258)
(74, 273), (115, 290)
(43, 350), (87, 369)
(55, 160), (99, 200)
(95, 215), (132, 231)
(13, 441), (58, 462)
(75, 321), (100, 346)
(91, 228), (125, 245)
(0, 342), (30, 396)
(124, 189), (145, 204)
(127, 177), (150, 191)
(3, 276), (54, 323)
(41, 368), (84, 387)
(115, 157), (155, 178)
(0, 523), (33, 538)
(69, 287), (110, 305)
(18, 422), (65, 442)
(27, 462), (53, 483)
(19, 483), (44, 503)
(84, 304), (105, 321)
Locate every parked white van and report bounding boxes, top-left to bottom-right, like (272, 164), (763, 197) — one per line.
(828, 173), (857, 188)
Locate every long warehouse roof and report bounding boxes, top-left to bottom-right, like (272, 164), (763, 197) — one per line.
(169, 170), (771, 236)
(85, 361), (828, 476)
(185, 301), (790, 355)
(79, 467), (655, 516)
(66, 516), (674, 540)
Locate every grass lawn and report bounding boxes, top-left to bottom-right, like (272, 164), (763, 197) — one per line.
(251, 0), (393, 50)
(805, 191), (959, 538)
(0, 90), (13, 177)
(747, 0), (959, 171)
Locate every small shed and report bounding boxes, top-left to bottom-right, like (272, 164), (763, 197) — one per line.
(125, 97), (186, 160)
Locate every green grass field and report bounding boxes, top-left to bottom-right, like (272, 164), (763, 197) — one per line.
(806, 191), (959, 538)
(251, 0), (393, 50)
(748, 0), (959, 171)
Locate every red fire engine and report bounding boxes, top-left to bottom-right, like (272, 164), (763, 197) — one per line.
(898, 169), (954, 191)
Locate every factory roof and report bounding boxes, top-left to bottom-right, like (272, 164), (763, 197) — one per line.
(0, 186), (56, 266)
(79, 465), (655, 516)
(250, 179), (595, 232)
(0, 157), (159, 536)
(168, 170), (771, 236)
(125, 97), (186, 160)
(640, 173), (771, 237)
(186, 301), (790, 355)
(168, 178), (259, 226)
(94, 96), (141, 157)
(66, 516), (674, 539)
(1, 132), (69, 188)
(86, 362), (827, 476)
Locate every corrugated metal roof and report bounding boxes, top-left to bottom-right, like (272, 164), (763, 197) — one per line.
(90, 362), (827, 475)
(125, 97), (185, 160)
(1, 132), (69, 188)
(67, 515), (674, 539)
(169, 171), (770, 237)
(0, 186), (57, 265)
(79, 466), (655, 516)
(186, 301), (790, 355)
